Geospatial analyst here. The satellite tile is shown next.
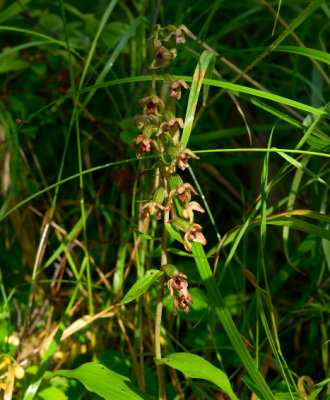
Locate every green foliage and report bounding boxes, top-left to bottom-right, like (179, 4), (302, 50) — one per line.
(0, 0), (329, 399)
(156, 352), (238, 400)
(49, 362), (153, 399)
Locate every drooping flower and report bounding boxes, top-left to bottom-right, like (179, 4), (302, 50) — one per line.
(176, 148), (200, 171)
(167, 273), (189, 300)
(169, 79), (189, 100)
(182, 201), (205, 223)
(183, 223), (207, 252)
(142, 201), (165, 218)
(173, 294), (193, 316)
(132, 115), (151, 130)
(156, 118), (184, 143)
(163, 24), (189, 45)
(175, 183), (199, 203)
(167, 272), (193, 316)
(149, 41), (177, 69)
(139, 95), (165, 115)
(133, 135), (159, 157)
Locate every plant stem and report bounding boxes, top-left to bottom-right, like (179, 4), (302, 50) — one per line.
(155, 176), (169, 400)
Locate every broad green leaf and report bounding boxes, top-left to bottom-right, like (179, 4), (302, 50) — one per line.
(37, 386), (67, 400)
(120, 269), (163, 304)
(49, 363), (153, 400)
(157, 353), (238, 400)
(39, 14), (63, 33)
(0, 54), (29, 73)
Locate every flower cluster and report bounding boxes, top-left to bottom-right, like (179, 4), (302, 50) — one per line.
(132, 25), (207, 315)
(168, 273), (193, 315)
(163, 265), (193, 316)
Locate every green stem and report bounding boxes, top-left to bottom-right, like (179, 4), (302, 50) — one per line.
(155, 177), (169, 400)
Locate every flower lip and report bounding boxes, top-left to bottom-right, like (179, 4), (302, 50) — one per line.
(133, 134), (159, 157)
(173, 294), (193, 316)
(183, 223), (207, 252)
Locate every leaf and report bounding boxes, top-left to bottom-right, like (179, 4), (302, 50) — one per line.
(134, 229), (154, 240)
(273, 45), (330, 65)
(157, 353), (238, 400)
(0, 54), (29, 73)
(49, 362), (153, 400)
(0, 0), (30, 24)
(181, 50), (215, 147)
(39, 14), (63, 33)
(120, 269), (163, 304)
(165, 222), (184, 244)
(200, 77), (329, 117)
(37, 386), (68, 400)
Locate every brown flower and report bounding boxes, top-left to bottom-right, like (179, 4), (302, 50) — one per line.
(173, 294), (193, 316)
(167, 273), (189, 300)
(133, 135), (159, 157)
(176, 148), (200, 171)
(167, 272), (193, 316)
(132, 114), (156, 131)
(156, 118), (184, 143)
(183, 223), (207, 252)
(142, 201), (165, 217)
(139, 95), (165, 115)
(175, 183), (199, 203)
(182, 201), (205, 223)
(150, 41), (177, 69)
(169, 79), (189, 100)
(163, 25), (189, 45)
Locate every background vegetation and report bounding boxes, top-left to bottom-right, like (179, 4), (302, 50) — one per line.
(0, 0), (329, 399)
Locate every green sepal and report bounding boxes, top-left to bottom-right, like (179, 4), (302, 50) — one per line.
(153, 187), (165, 204)
(162, 264), (179, 278)
(143, 124), (155, 137)
(166, 144), (180, 160)
(164, 110), (176, 121)
(170, 174), (184, 188)
(171, 218), (189, 232)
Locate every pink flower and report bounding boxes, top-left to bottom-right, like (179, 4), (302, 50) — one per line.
(176, 148), (199, 171)
(133, 135), (159, 157)
(183, 223), (207, 252)
(167, 273), (189, 300)
(167, 273), (193, 316)
(138, 95), (165, 115)
(169, 79), (189, 100)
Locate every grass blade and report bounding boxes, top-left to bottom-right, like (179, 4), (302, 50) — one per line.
(181, 50), (214, 147)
